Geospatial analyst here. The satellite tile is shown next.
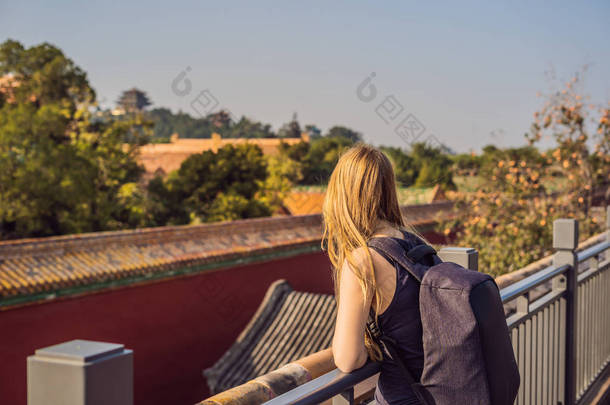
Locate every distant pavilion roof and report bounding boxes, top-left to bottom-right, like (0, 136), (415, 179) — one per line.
(0, 201), (453, 308)
(203, 279), (336, 395)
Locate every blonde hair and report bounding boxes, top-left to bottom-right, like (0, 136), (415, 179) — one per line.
(322, 143), (422, 361)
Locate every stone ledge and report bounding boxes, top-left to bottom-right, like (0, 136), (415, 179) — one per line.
(200, 349), (334, 405)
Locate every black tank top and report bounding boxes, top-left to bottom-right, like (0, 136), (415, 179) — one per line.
(372, 233), (424, 405)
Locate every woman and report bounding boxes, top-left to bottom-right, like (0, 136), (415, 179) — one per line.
(322, 143), (426, 405)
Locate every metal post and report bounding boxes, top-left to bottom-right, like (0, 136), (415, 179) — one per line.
(332, 387), (354, 405)
(606, 205), (610, 241)
(438, 247), (478, 271)
(552, 219), (578, 405)
(28, 339), (133, 405)
(516, 292), (530, 315)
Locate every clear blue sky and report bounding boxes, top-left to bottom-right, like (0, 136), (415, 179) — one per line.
(2, 1), (609, 152)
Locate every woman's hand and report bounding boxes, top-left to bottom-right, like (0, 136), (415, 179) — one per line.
(332, 248), (372, 373)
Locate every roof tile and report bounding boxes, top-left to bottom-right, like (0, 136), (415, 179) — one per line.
(0, 203), (453, 306)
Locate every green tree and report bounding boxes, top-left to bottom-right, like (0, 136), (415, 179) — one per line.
(278, 129), (358, 185)
(147, 144), (271, 224)
(207, 192), (269, 222)
(148, 108), (280, 141)
(302, 135), (354, 184)
(148, 107), (215, 140)
(257, 152), (303, 212)
(326, 125), (363, 143)
(410, 142), (455, 189)
(143, 174), (187, 226)
(227, 116), (276, 138)
(209, 110), (232, 129)
(451, 152), (481, 177)
(380, 146), (418, 187)
(0, 40), (92, 108)
(0, 39), (148, 239)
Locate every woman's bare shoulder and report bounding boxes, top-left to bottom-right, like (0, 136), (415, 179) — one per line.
(343, 245), (393, 279)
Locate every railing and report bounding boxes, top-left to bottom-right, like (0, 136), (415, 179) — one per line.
(264, 207), (610, 405)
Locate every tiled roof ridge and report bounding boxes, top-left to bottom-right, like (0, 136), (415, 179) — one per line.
(0, 202), (455, 303)
(0, 214), (322, 259)
(202, 279), (336, 396)
(232, 279), (293, 344)
(203, 279), (293, 393)
(0, 201), (455, 258)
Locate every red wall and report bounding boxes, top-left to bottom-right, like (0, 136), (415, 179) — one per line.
(0, 250), (333, 405)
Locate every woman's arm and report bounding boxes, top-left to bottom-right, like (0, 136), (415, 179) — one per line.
(332, 251), (372, 373)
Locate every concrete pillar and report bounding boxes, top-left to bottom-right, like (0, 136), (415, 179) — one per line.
(552, 218), (578, 405)
(438, 246), (478, 271)
(28, 339), (133, 405)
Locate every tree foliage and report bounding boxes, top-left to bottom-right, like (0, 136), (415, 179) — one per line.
(380, 146), (418, 187)
(146, 144), (271, 225)
(380, 143), (456, 189)
(4, 40), (605, 250)
(452, 145), (547, 180)
(442, 72), (609, 276)
(0, 39), (148, 239)
(279, 133), (355, 185)
(149, 108), (277, 141)
(410, 142), (456, 189)
(279, 133), (457, 189)
(148, 107), (216, 140)
(278, 113), (302, 138)
(229, 116), (275, 138)
(325, 126), (362, 143)
(257, 152), (303, 212)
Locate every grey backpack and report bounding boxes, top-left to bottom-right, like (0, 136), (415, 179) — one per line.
(367, 233), (520, 405)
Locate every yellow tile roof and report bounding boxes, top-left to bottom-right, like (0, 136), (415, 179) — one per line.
(0, 202), (454, 306)
(282, 185), (448, 216)
(282, 192), (326, 216)
(137, 133), (307, 176)
(0, 215), (322, 305)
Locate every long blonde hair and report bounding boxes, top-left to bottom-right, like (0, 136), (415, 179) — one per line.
(322, 143), (421, 361)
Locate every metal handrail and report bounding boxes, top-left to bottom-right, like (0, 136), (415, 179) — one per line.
(500, 264), (570, 303)
(263, 361), (381, 405)
(576, 241), (610, 263)
(578, 258), (610, 283)
(263, 263), (574, 405)
(262, 232), (610, 405)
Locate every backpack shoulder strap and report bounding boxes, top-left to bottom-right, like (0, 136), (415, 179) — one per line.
(406, 244), (437, 264)
(366, 234), (433, 405)
(367, 236), (427, 282)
